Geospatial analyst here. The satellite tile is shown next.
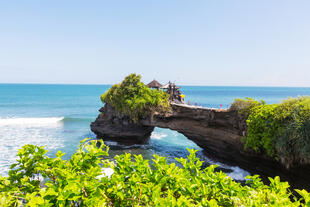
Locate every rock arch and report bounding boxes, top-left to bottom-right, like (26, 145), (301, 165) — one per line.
(90, 103), (310, 190)
(91, 103), (247, 163)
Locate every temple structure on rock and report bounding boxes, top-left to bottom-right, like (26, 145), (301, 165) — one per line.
(146, 80), (186, 104)
(146, 79), (163, 89)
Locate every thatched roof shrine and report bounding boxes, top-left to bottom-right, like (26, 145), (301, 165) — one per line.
(147, 79), (163, 89)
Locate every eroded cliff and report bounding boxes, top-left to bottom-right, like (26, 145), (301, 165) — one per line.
(91, 103), (310, 190)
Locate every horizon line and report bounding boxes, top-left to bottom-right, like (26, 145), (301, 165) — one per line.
(0, 82), (310, 88)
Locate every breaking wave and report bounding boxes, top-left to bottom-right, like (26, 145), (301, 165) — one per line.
(151, 131), (168, 140)
(0, 117), (64, 127)
(0, 117), (66, 175)
(0, 116), (96, 127)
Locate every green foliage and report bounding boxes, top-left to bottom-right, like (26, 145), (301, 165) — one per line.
(0, 139), (309, 206)
(230, 97), (265, 116)
(243, 96), (310, 167)
(245, 104), (280, 156)
(101, 73), (171, 122)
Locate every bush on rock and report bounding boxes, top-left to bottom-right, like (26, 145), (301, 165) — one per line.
(100, 73), (171, 123)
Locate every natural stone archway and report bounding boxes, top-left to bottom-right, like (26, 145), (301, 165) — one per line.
(90, 103), (259, 171)
(90, 103), (247, 148)
(91, 103), (310, 190)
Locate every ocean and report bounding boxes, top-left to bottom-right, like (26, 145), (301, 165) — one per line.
(0, 84), (309, 180)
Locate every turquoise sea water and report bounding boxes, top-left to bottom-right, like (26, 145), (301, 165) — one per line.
(0, 84), (309, 179)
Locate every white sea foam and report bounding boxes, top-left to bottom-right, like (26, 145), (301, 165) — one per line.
(151, 132), (168, 140)
(204, 157), (250, 181)
(0, 117), (64, 127)
(0, 117), (65, 176)
(226, 166), (250, 181)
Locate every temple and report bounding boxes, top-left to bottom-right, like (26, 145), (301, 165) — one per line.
(146, 80), (186, 104)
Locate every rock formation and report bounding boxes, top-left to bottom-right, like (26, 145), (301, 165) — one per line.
(91, 104), (154, 144)
(91, 103), (310, 190)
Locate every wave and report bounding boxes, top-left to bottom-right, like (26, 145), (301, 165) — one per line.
(151, 132), (168, 140)
(0, 117), (64, 127)
(226, 166), (250, 181)
(202, 155), (250, 181)
(0, 117), (66, 176)
(0, 116), (95, 127)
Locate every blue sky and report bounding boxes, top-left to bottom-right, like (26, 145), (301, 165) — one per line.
(0, 1), (309, 86)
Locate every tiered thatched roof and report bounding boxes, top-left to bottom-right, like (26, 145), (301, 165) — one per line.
(147, 79), (163, 88)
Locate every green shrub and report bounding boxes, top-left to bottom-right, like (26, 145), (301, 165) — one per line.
(101, 73), (171, 122)
(245, 104), (281, 157)
(0, 139), (309, 206)
(275, 97), (310, 165)
(230, 97), (264, 116)
(241, 96), (310, 167)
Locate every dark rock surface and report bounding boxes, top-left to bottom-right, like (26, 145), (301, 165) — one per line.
(90, 104), (154, 144)
(91, 103), (310, 190)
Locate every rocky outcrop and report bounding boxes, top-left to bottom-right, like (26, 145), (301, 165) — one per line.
(91, 103), (254, 167)
(91, 103), (247, 147)
(141, 104), (248, 162)
(91, 103), (310, 190)
(90, 104), (154, 144)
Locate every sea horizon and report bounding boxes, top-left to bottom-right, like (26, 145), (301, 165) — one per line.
(1, 82), (310, 88)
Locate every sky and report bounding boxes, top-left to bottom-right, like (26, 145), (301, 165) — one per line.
(0, 1), (309, 86)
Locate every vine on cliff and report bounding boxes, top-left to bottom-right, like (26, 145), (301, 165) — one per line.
(100, 74), (171, 123)
(232, 96), (310, 167)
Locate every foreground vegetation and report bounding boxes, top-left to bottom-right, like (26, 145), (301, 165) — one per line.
(231, 96), (310, 168)
(101, 73), (171, 122)
(1, 139), (310, 206)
